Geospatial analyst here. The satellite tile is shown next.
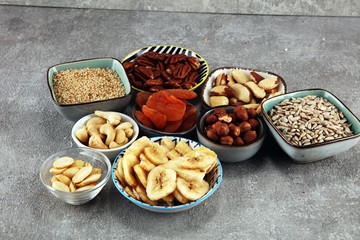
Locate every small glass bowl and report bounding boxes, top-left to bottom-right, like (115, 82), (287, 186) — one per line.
(40, 147), (111, 205)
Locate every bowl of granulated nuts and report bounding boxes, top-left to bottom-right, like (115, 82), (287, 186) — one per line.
(261, 89), (360, 163)
(47, 58), (132, 121)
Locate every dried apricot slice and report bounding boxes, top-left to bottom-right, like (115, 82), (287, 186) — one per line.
(146, 91), (186, 121)
(162, 89), (197, 100)
(135, 92), (153, 108)
(142, 105), (167, 130)
(134, 110), (155, 129)
(182, 106), (197, 120)
(178, 107), (197, 132)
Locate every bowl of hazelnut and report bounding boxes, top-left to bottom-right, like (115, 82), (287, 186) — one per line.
(196, 105), (267, 163)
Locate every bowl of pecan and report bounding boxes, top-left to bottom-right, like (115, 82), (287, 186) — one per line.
(122, 45), (209, 92)
(262, 88), (360, 163)
(132, 89), (199, 137)
(196, 105), (267, 163)
(201, 67), (287, 114)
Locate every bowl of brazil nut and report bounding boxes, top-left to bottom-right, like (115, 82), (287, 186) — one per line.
(261, 89), (360, 163)
(40, 147), (111, 205)
(112, 136), (222, 213)
(71, 111), (139, 161)
(196, 105), (267, 163)
(201, 67), (287, 113)
(47, 58), (132, 121)
(122, 45), (209, 92)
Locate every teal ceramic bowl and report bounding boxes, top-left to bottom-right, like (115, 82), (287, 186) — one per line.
(261, 89), (360, 163)
(47, 58), (132, 121)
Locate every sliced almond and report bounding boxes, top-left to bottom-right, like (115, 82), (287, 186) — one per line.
(72, 166), (92, 184)
(62, 167), (80, 179)
(52, 181), (70, 192)
(69, 182), (77, 192)
(76, 182), (97, 191)
(91, 168), (102, 175)
(76, 173), (101, 187)
(53, 157), (74, 169)
(51, 175), (59, 184)
(56, 174), (71, 186)
(71, 160), (85, 168)
(50, 167), (66, 175)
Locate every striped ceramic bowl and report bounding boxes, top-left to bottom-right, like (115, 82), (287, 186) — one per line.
(122, 45), (209, 92)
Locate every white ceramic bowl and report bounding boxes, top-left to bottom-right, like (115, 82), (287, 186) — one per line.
(196, 106), (267, 163)
(112, 136), (223, 213)
(201, 67), (287, 109)
(40, 147), (111, 205)
(261, 89), (360, 163)
(71, 112), (139, 161)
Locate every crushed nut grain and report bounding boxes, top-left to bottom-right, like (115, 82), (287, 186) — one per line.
(53, 68), (126, 104)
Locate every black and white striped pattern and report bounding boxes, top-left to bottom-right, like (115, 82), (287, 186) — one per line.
(122, 45), (209, 90)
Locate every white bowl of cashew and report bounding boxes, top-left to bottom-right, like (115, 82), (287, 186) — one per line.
(71, 111), (139, 161)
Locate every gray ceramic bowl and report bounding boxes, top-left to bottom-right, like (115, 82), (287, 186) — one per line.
(112, 136), (223, 213)
(261, 89), (360, 163)
(71, 112), (139, 161)
(196, 106), (267, 163)
(47, 58), (132, 122)
(131, 102), (199, 138)
(40, 147), (111, 205)
(201, 67), (287, 109)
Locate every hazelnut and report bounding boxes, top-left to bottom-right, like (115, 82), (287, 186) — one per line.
(220, 136), (233, 145)
(205, 114), (218, 125)
(247, 108), (257, 118)
(233, 137), (245, 146)
(228, 113), (237, 123)
(206, 129), (219, 141)
(236, 108), (248, 122)
(243, 130), (257, 144)
(213, 108), (227, 117)
(215, 122), (229, 136)
(248, 118), (259, 129)
(229, 125), (240, 137)
(239, 121), (251, 133)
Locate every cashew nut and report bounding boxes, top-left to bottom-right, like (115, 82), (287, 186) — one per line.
(115, 129), (127, 144)
(124, 128), (134, 138)
(86, 117), (106, 140)
(88, 135), (108, 149)
(95, 110), (121, 125)
(109, 141), (123, 149)
(75, 125), (89, 143)
(115, 122), (133, 130)
(99, 123), (116, 146)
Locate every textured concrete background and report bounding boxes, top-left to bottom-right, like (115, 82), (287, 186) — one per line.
(1, 0), (360, 16)
(0, 4), (359, 240)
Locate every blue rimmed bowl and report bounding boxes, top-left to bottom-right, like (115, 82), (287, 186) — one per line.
(112, 136), (222, 213)
(261, 89), (360, 163)
(47, 58), (132, 121)
(122, 45), (209, 92)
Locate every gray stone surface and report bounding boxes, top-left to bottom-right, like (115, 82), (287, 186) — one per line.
(1, 0), (360, 16)
(1, 5), (359, 240)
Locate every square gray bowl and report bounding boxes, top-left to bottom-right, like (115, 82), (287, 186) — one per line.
(47, 58), (132, 122)
(261, 89), (360, 163)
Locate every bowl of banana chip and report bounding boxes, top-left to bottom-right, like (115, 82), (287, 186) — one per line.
(112, 136), (223, 213)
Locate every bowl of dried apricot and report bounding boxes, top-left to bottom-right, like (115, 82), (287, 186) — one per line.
(40, 147), (111, 205)
(132, 89), (199, 137)
(47, 58), (132, 121)
(122, 45), (209, 92)
(196, 105), (267, 163)
(112, 136), (223, 213)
